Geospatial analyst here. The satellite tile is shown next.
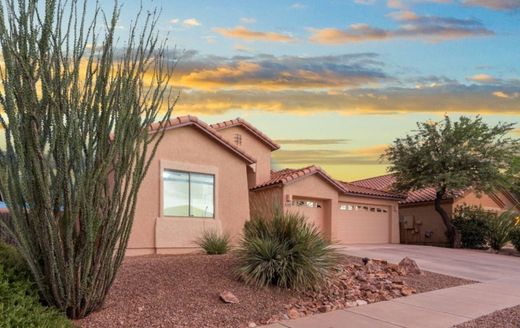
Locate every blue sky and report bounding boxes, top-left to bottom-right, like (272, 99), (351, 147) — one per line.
(110, 0), (519, 180)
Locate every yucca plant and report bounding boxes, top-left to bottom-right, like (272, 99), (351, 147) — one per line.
(0, 0), (175, 318)
(196, 230), (231, 255)
(236, 210), (338, 290)
(487, 210), (517, 251)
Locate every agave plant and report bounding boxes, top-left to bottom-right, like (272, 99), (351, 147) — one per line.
(487, 210), (517, 251)
(236, 210), (338, 290)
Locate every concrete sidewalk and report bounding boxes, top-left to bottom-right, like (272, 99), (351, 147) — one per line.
(264, 245), (520, 328)
(265, 280), (520, 328)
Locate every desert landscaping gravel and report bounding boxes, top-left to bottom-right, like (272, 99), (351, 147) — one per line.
(76, 253), (475, 328)
(453, 305), (520, 328)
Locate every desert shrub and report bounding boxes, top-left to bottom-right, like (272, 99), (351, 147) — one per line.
(0, 266), (72, 328)
(236, 211), (338, 290)
(196, 230), (231, 255)
(510, 227), (520, 252)
(487, 210), (517, 251)
(452, 205), (492, 249)
(0, 242), (33, 282)
(0, 243), (72, 328)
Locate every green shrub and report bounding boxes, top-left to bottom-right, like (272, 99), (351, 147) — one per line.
(452, 205), (493, 249)
(196, 230), (231, 255)
(487, 210), (517, 251)
(0, 242), (33, 282)
(510, 227), (520, 252)
(236, 211), (338, 290)
(0, 243), (72, 328)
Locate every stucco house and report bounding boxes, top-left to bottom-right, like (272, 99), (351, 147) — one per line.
(126, 115), (404, 255)
(350, 174), (520, 246)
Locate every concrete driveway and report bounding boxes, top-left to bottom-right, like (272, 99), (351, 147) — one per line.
(265, 244), (520, 328)
(338, 244), (520, 282)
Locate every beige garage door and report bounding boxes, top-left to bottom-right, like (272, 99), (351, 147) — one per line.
(291, 198), (326, 233)
(336, 203), (390, 244)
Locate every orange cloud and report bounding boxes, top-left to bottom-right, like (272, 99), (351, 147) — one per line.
(463, 0), (520, 10)
(213, 26), (295, 42)
(467, 73), (496, 83)
(174, 54), (387, 90)
(310, 12), (493, 44)
(173, 86), (520, 116)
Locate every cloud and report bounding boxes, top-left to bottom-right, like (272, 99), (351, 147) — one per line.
(290, 3), (308, 9)
(240, 17), (257, 24)
(310, 11), (493, 44)
(174, 83), (520, 116)
(355, 0), (377, 4)
(467, 73), (497, 83)
(175, 53), (388, 90)
(272, 144), (388, 166)
(170, 18), (201, 27)
(387, 0), (452, 9)
(463, 0), (520, 10)
(214, 26), (295, 42)
(492, 91), (519, 99)
(275, 138), (350, 145)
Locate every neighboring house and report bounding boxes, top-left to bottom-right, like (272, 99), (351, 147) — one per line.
(350, 174), (520, 246)
(127, 116), (404, 255)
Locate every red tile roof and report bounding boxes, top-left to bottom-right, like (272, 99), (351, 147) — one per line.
(210, 118), (280, 151)
(149, 115), (256, 164)
(339, 181), (404, 200)
(252, 165), (346, 192)
(252, 166), (403, 200)
(350, 174), (466, 205)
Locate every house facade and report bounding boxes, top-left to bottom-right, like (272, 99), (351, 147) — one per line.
(351, 174), (520, 246)
(126, 116), (403, 255)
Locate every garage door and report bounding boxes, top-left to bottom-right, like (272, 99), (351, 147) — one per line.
(291, 198), (326, 233)
(336, 203), (390, 244)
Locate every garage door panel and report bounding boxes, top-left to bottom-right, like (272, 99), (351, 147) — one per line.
(291, 198), (325, 232)
(337, 203), (390, 244)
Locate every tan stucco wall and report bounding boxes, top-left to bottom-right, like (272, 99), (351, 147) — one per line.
(399, 202), (453, 245)
(126, 125), (250, 256)
(454, 191), (517, 211)
(249, 187), (283, 219)
(399, 190), (515, 246)
(282, 174), (339, 239)
(216, 126), (273, 187)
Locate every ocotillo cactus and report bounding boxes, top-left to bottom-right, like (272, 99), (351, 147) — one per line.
(0, 0), (176, 318)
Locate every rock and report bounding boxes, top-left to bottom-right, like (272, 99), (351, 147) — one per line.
(400, 286), (414, 296)
(288, 308), (299, 319)
(248, 322), (257, 328)
(355, 300), (368, 306)
(398, 257), (423, 275)
(318, 305), (332, 313)
(219, 291), (239, 304)
(137, 306), (144, 312)
(346, 301), (358, 307)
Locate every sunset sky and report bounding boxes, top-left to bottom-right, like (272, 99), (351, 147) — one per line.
(117, 0), (519, 181)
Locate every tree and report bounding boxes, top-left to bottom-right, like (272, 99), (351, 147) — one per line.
(0, 0), (175, 318)
(384, 116), (519, 248)
(507, 155), (520, 200)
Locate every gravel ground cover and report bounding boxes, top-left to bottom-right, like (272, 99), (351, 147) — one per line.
(453, 305), (520, 328)
(76, 253), (475, 328)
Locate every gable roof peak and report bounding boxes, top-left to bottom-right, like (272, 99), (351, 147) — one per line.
(210, 117), (280, 151)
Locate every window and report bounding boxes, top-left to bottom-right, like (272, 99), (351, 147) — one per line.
(293, 199), (321, 208)
(163, 170), (215, 218)
(233, 133), (242, 146)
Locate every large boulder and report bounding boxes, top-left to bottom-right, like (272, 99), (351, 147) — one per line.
(398, 257), (423, 275)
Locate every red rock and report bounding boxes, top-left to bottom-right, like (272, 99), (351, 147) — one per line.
(288, 308), (299, 319)
(219, 291), (239, 304)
